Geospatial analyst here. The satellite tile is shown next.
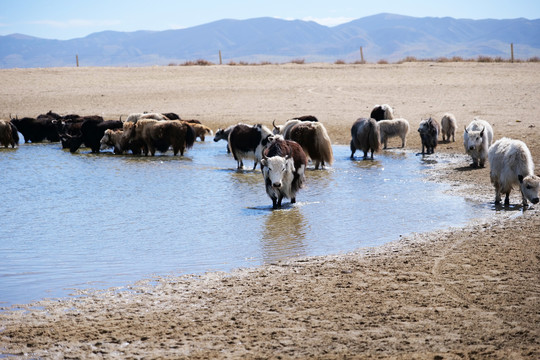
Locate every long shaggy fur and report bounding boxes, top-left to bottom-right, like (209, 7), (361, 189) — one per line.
(350, 118), (381, 159)
(418, 117), (440, 155)
(126, 119), (195, 156)
(273, 119), (302, 138)
(378, 118), (409, 149)
(124, 112), (169, 123)
(463, 118), (493, 167)
(441, 113), (457, 142)
(261, 135), (308, 208)
(286, 122), (333, 169)
(228, 123), (273, 169)
(0, 119), (17, 148)
(187, 123), (213, 141)
(488, 137), (540, 206)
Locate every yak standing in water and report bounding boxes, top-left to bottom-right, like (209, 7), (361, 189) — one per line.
(261, 135), (307, 209)
(350, 118), (381, 159)
(227, 123), (273, 170)
(272, 119), (333, 169)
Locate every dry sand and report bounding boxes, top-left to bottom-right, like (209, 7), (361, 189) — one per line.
(0, 62), (539, 358)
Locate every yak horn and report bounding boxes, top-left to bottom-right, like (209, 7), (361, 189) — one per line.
(272, 119), (277, 129)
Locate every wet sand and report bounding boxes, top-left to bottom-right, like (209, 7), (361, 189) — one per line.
(1, 63), (539, 358)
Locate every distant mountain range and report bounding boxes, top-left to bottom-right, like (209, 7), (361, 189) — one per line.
(1, 13), (539, 68)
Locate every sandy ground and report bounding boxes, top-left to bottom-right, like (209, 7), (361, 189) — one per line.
(0, 62), (539, 358)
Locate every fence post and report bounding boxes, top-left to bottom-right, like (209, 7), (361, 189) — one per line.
(76, 54), (79, 67)
(219, 50), (222, 65)
(510, 43), (514, 63)
(360, 47), (365, 63)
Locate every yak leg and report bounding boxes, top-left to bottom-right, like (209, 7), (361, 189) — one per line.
(271, 195), (280, 209)
(148, 143), (156, 156)
(291, 197), (296, 204)
(520, 189), (529, 208)
(494, 183), (502, 204)
(235, 158), (243, 169)
(350, 141), (356, 159)
(252, 160), (258, 170)
(504, 191), (511, 206)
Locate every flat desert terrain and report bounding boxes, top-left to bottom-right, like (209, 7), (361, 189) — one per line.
(1, 62), (539, 358)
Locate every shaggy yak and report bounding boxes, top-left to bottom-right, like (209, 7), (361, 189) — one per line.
(350, 118), (381, 159)
(418, 117), (440, 155)
(377, 118), (409, 149)
(261, 135), (308, 209)
(441, 113), (457, 142)
(227, 123), (273, 170)
(272, 119), (333, 169)
(0, 119), (18, 148)
(124, 119), (195, 156)
(463, 118), (494, 168)
(488, 137), (540, 208)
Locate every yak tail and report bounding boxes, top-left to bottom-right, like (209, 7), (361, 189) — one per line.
(185, 124), (196, 149)
(315, 124), (334, 165)
(203, 125), (213, 136)
(9, 122), (20, 144)
(369, 120), (381, 152)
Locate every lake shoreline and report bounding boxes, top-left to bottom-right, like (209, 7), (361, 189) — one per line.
(1, 63), (539, 358)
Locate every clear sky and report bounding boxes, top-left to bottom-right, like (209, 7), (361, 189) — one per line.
(1, 0), (539, 40)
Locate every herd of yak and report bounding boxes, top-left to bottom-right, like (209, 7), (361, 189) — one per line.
(0, 104), (538, 209)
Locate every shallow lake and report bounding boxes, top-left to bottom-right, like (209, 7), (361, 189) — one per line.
(0, 140), (492, 307)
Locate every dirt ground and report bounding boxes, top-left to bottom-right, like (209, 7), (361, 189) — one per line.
(0, 62), (539, 359)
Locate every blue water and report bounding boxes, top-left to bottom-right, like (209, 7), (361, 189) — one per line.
(0, 141), (491, 307)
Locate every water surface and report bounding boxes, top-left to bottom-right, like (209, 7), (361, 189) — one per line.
(0, 141), (491, 306)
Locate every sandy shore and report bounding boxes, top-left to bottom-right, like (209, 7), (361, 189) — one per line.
(1, 63), (539, 358)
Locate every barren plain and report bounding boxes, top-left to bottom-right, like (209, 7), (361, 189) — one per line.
(0, 62), (539, 358)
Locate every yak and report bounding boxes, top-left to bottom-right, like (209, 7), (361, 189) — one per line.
(488, 137), (540, 207)
(350, 118), (381, 159)
(261, 135), (308, 209)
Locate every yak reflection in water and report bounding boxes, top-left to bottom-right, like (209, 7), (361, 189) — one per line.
(260, 206), (308, 264)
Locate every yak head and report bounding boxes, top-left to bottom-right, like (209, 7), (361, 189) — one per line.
(213, 128), (227, 142)
(418, 118), (435, 135)
(100, 129), (115, 150)
(261, 155), (294, 189)
(519, 174), (540, 205)
(464, 126), (485, 151)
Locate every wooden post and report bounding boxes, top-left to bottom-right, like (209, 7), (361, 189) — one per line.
(360, 47), (365, 63)
(510, 43), (514, 63)
(219, 50), (222, 65)
(76, 54), (79, 67)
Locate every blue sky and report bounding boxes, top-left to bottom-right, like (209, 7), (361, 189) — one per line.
(1, 0), (539, 40)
